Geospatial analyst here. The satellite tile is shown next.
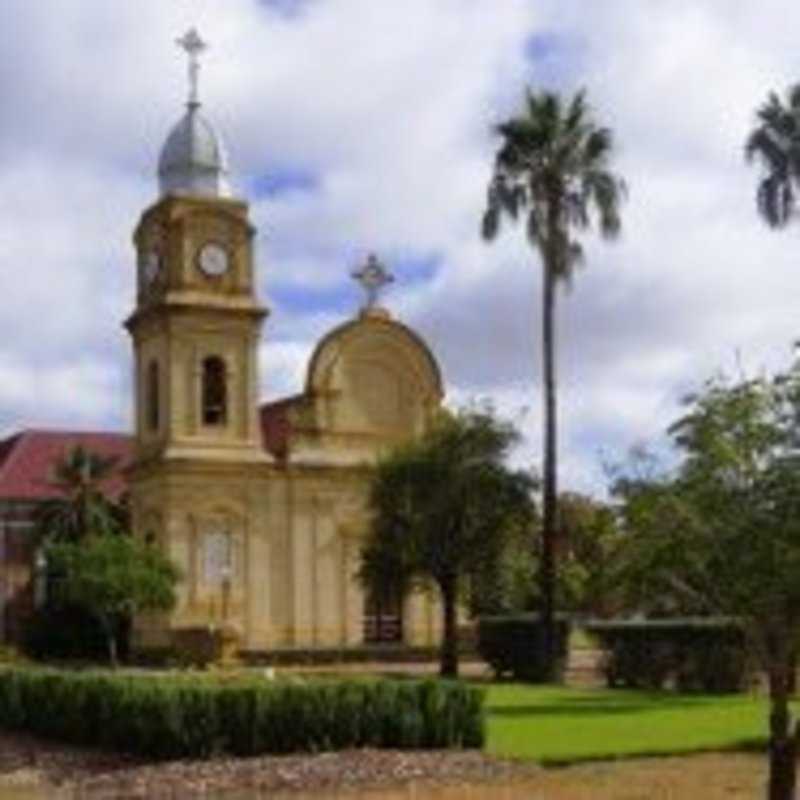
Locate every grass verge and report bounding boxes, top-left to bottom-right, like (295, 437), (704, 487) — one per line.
(485, 684), (779, 764)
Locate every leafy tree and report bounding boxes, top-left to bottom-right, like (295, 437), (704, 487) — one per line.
(553, 493), (625, 617)
(47, 533), (180, 666)
(482, 88), (625, 676)
(614, 358), (800, 800)
(35, 445), (123, 543)
(746, 83), (800, 228)
(467, 511), (537, 617)
(361, 408), (535, 677)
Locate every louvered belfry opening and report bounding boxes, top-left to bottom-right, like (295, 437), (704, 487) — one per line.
(202, 356), (227, 426)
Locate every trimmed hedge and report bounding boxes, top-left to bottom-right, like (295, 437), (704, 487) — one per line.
(23, 603), (113, 662)
(477, 614), (571, 682)
(0, 669), (485, 758)
(584, 618), (755, 693)
(133, 639), (480, 670)
(133, 646), (454, 669)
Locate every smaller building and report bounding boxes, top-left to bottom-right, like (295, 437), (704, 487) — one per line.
(0, 430), (131, 643)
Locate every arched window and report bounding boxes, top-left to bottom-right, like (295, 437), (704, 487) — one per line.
(202, 356), (227, 426)
(146, 360), (159, 431)
(204, 530), (233, 584)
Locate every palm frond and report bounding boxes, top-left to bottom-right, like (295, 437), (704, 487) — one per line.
(756, 173), (794, 228)
(525, 208), (543, 247)
(746, 83), (800, 228)
(483, 86), (624, 263)
(482, 204), (501, 241)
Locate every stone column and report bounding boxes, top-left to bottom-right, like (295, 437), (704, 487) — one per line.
(291, 487), (315, 646)
(339, 530), (366, 646)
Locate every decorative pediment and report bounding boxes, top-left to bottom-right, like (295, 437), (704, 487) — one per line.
(303, 313), (443, 441)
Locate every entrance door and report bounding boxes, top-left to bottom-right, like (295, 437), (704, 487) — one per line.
(363, 582), (403, 643)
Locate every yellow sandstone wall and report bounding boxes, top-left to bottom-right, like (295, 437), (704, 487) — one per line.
(128, 196), (446, 653)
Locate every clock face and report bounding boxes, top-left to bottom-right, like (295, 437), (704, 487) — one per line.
(142, 250), (161, 285)
(198, 243), (229, 277)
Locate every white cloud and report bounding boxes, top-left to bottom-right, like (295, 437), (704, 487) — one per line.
(3, 1), (800, 497)
(0, 353), (126, 436)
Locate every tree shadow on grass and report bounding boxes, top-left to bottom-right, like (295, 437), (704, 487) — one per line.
(489, 693), (746, 718)
(536, 737), (768, 767)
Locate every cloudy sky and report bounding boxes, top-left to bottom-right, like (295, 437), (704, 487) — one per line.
(2, 0), (800, 495)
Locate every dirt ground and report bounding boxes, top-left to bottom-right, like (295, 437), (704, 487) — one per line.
(0, 730), (773, 800)
(494, 753), (768, 800)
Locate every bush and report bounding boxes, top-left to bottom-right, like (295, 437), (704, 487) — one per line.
(0, 644), (26, 664)
(22, 603), (121, 663)
(477, 614), (571, 682)
(0, 668), (485, 758)
(584, 618), (755, 693)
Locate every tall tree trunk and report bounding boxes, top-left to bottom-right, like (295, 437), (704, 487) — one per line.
(540, 260), (558, 681)
(439, 577), (459, 678)
(768, 660), (797, 800)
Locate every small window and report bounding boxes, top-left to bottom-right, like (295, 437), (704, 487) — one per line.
(202, 356), (227, 426)
(146, 361), (159, 431)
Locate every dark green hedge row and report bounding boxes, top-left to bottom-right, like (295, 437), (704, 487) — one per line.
(0, 669), (484, 759)
(477, 615), (571, 682)
(23, 603), (122, 663)
(585, 618), (755, 693)
(132, 642), (477, 670)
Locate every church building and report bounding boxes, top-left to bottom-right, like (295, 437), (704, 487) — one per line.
(0, 29), (445, 654)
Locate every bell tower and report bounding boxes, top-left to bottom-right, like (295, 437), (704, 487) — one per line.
(128, 193), (266, 462)
(127, 29), (270, 649)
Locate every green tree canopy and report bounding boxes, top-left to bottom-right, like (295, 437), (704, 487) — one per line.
(614, 357), (800, 800)
(482, 87), (625, 676)
(553, 493), (625, 618)
(47, 533), (180, 666)
(361, 407), (536, 677)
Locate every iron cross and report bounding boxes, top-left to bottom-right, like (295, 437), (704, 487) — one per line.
(352, 253), (394, 309)
(176, 28), (208, 107)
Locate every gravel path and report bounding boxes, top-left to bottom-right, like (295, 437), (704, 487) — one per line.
(0, 731), (773, 799)
(0, 732), (539, 799)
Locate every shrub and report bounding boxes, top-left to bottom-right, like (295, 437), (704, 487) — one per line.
(477, 614), (571, 682)
(584, 618), (755, 693)
(22, 603), (115, 663)
(0, 669), (485, 758)
(247, 642), (477, 665)
(0, 644), (26, 664)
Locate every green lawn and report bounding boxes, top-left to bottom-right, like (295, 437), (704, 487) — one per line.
(485, 684), (781, 764)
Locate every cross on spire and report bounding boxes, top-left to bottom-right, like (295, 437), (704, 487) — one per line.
(176, 27), (208, 108)
(352, 253), (394, 310)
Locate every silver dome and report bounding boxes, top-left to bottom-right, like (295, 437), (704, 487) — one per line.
(157, 104), (233, 198)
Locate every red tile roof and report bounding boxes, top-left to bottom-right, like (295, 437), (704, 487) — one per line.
(0, 430), (133, 502)
(0, 398), (305, 501)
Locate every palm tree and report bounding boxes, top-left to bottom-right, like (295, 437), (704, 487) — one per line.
(745, 83), (800, 228)
(482, 88), (625, 677)
(35, 445), (123, 544)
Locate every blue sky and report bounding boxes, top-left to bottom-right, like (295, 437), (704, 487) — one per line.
(2, 0), (800, 495)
